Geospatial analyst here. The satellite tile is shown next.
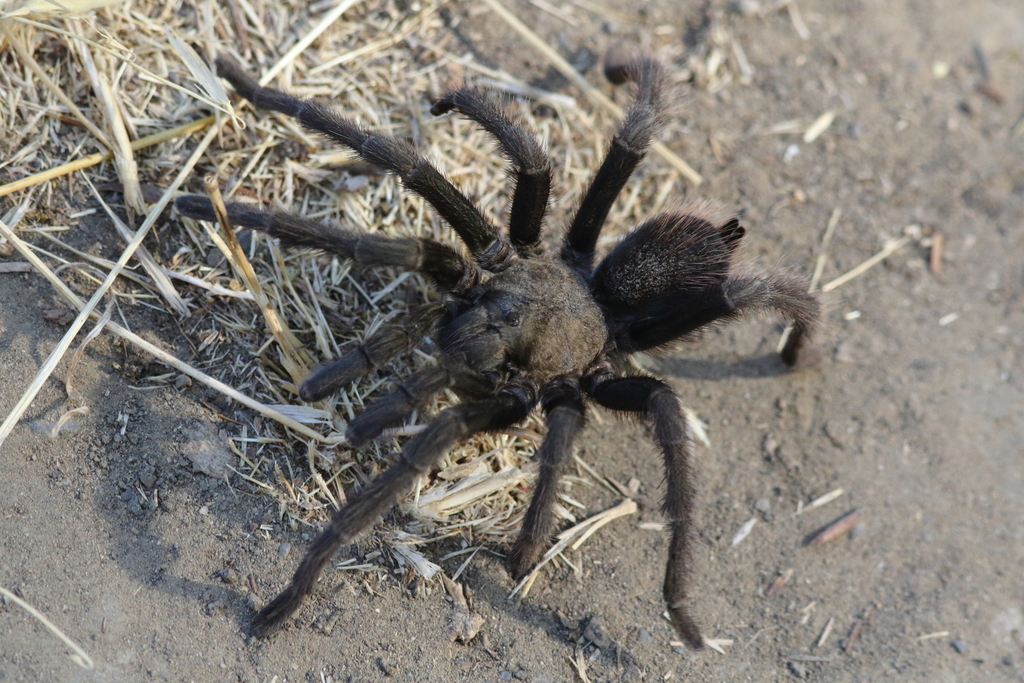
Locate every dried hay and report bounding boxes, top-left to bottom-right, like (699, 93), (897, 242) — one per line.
(0, 0), (744, 581)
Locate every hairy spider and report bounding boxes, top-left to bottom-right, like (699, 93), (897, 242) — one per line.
(175, 53), (819, 646)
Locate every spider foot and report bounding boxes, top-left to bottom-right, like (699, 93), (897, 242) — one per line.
(251, 584), (304, 638)
(667, 602), (704, 650)
(506, 537), (545, 582)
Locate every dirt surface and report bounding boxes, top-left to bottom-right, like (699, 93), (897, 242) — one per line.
(2, 0), (1024, 681)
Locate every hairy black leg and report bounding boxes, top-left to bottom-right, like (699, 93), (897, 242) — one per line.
(586, 375), (703, 650)
(561, 58), (664, 271)
(722, 272), (819, 366)
(300, 304), (445, 402)
(345, 365), (453, 448)
(174, 196), (481, 293)
(252, 392), (533, 638)
(507, 381), (585, 579)
(213, 55), (509, 267)
(431, 89), (551, 250)
(615, 286), (735, 353)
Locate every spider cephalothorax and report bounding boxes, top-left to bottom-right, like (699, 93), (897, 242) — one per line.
(175, 52), (819, 647)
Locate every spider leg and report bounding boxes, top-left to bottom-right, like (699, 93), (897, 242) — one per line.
(345, 364), (453, 448)
(615, 272), (819, 361)
(722, 272), (819, 366)
(561, 58), (664, 271)
(432, 89), (551, 251)
(507, 381), (585, 579)
(212, 55), (509, 267)
(615, 286), (736, 353)
(300, 304), (445, 402)
(174, 196), (481, 294)
(251, 391), (533, 638)
(585, 374), (703, 650)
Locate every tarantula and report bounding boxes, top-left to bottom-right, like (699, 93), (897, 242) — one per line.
(175, 52), (818, 647)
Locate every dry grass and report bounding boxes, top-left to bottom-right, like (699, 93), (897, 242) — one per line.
(0, 0), (770, 578)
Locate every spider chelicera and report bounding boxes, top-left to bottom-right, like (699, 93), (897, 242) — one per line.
(175, 52), (819, 646)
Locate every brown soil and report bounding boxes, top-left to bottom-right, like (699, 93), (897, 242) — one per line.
(2, 0), (1023, 681)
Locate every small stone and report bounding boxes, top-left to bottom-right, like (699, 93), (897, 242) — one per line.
(174, 374), (192, 390)
(582, 615), (612, 649)
(376, 657), (395, 677)
(755, 498), (771, 513)
(835, 342), (854, 364)
(278, 542), (291, 559)
(1002, 655), (1014, 666)
(824, 421), (846, 449)
(122, 491), (144, 516)
(729, 0), (761, 15)
(313, 610), (339, 636)
(637, 628), (653, 645)
(247, 593), (265, 612)
(499, 671), (512, 682)
(531, 674), (554, 683)
(236, 230), (253, 255)
(787, 661), (807, 678)
(138, 464), (157, 489)
(951, 639), (968, 654)
(218, 568), (238, 585)
(198, 505), (210, 516)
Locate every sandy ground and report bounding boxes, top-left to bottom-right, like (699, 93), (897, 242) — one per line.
(2, 0), (1024, 681)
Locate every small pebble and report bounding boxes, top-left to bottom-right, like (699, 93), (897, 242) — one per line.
(951, 639), (968, 654)
(637, 628), (653, 645)
(198, 505), (210, 516)
(622, 665), (642, 682)
(531, 674), (554, 683)
(835, 342), (854, 364)
(236, 230), (252, 254)
(138, 465), (157, 489)
(174, 374), (192, 390)
(1002, 655), (1014, 666)
(343, 175), (369, 192)
(755, 498), (771, 513)
(582, 615), (612, 649)
(729, 0), (761, 15)
(247, 593), (265, 612)
(499, 671), (512, 682)
(787, 661), (807, 678)
(278, 542), (291, 559)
